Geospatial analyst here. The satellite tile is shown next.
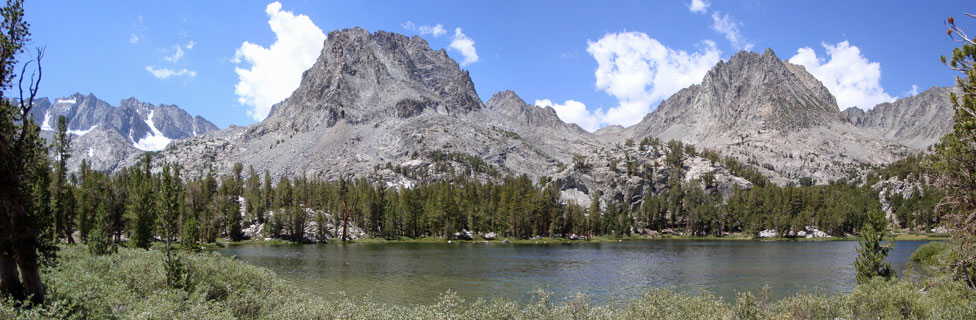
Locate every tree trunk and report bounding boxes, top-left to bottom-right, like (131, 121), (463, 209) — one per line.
(0, 253), (24, 301)
(342, 201), (349, 241)
(15, 246), (44, 304)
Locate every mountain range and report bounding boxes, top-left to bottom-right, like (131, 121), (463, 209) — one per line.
(42, 28), (956, 207)
(30, 93), (218, 172)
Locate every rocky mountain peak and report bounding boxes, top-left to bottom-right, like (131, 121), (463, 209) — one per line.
(486, 90), (526, 108)
(846, 86), (956, 149)
(623, 48), (903, 183)
(30, 92), (219, 172)
(484, 90), (567, 129)
(679, 48), (844, 132)
(261, 27), (482, 133)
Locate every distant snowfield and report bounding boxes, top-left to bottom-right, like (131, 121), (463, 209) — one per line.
(133, 110), (172, 151)
(39, 111), (98, 136)
(55, 98), (76, 104)
(68, 125), (97, 136)
(40, 111), (52, 131)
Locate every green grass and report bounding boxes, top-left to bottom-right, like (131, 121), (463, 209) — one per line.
(910, 241), (954, 265)
(1, 244), (974, 319)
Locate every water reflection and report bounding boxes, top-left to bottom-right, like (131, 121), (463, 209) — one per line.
(218, 240), (928, 305)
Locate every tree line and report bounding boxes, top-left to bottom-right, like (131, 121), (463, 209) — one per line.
(43, 141), (944, 250)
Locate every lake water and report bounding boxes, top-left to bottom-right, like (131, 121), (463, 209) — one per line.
(218, 240), (928, 305)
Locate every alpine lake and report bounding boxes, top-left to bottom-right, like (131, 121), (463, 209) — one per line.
(218, 240), (928, 305)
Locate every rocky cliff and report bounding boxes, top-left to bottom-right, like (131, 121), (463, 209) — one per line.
(844, 86), (956, 150)
(31, 93), (218, 172)
(620, 49), (911, 184)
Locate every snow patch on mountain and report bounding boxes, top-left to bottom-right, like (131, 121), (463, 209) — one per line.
(40, 111), (53, 131)
(68, 125), (97, 136)
(132, 110), (172, 151)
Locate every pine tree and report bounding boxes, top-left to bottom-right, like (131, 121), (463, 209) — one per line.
(126, 154), (157, 249)
(0, 0), (53, 301)
(50, 115), (74, 243)
(88, 200), (116, 255)
(854, 210), (894, 284)
(157, 164), (182, 246)
(933, 15), (976, 287)
(221, 176), (244, 241)
(159, 166), (190, 289)
(262, 169), (273, 221)
(588, 191), (601, 237)
(181, 216), (199, 251)
(75, 159), (96, 242)
(244, 165), (262, 223)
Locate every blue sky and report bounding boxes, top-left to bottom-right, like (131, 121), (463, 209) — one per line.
(25, 0), (972, 130)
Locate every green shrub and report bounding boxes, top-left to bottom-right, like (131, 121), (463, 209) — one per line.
(910, 241), (952, 265)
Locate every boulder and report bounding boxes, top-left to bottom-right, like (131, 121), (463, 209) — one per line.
(758, 229), (778, 238)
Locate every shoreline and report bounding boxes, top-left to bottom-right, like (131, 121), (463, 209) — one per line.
(210, 232), (949, 248)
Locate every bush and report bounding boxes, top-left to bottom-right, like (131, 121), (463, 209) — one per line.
(910, 241), (953, 266)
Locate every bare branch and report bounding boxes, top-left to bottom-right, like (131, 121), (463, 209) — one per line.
(15, 58), (31, 120)
(15, 47), (42, 144)
(946, 14), (976, 45)
(27, 47), (43, 113)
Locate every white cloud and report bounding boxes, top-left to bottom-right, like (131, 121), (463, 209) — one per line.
(145, 66), (196, 79)
(233, 1), (326, 121)
(711, 12), (753, 51)
(129, 33), (139, 44)
(164, 46), (185, 63)
(449, 27), (478, 66)
(419, 24), (447, 37)
(402, 21), (446, 37)
(586, 32), (721, 127)
(185, 41), (196, 49)
(788, 41), (894, 110)
(689, 0), (710, 13)
(904, 84), (919, 97)
(535, 99), (602, 132)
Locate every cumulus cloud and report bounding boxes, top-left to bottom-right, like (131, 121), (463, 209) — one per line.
(185, 41), (196, 49)
(419, 24), (447, 37)
(449, 27), (478, 66)
(586, 32), (721, 127)
(145, 66), (196, 79)
(904, 84), (919, 97)
(537, 33), (721, 130)
(788, 41), (894, 110)
(233, 1), (326, 121)
(402, 21), (447, 38)
(535, 99), (602, 132)
(711, 12), (753, 51)
(163, 46), (185, 63)
(689, 0), (710, 13)
(129, 33), (139, 44)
